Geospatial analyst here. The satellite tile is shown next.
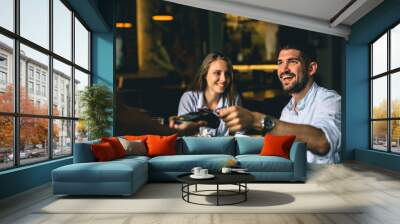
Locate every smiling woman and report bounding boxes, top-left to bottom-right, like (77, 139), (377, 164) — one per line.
(169, 52), (242, 137)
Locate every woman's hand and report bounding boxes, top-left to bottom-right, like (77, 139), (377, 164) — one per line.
(169, 116), (207, 136)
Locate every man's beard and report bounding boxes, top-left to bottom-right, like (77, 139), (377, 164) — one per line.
(281, 71), (309, 94)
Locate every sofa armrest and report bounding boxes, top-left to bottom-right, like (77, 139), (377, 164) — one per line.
(289, 141), (307, 181)
(73, 140), (100, 163)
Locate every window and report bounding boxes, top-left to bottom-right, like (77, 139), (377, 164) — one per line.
(28, 81), (34, 94)
(0, 54), (7, 87)
(28, 67), (34, 80)
(370, 23), (400, 154)
(35, 70), (41, 81)
(0, 0), (14, 32)
(41, 73), (46, 83)
(42, 85), (46, 97)
(20, 0), (49, 49)
(0, 71), (6, 85)
(0, 55), (7, 67)
(0, 0), (91, 170)
(74, 17), (90, 70)
(36, 83), (40, 95)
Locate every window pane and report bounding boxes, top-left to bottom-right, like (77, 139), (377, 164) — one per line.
(74, 17), (89, 70)
(0, 34), (14, 112)
(20, 117), (49, 165)
(74, 69), (89, 118)
(391, 120), (400, 153)
(372, 121), (388, 151)
(20, 44), (49, 115)
(372, 33), (387, 76)
(53, 119), (72, 158)
(372, 77), (387, 119)
(53, 0), (72, 60)
(391, 72), (400, 118)
(391, 24), (400, 70)
(20, 0), (49, 49)
(0, 0), (14, 31)
(0, 116), (13, 170)
(75, 120), (88, 143)
(53, 59), (72, 117)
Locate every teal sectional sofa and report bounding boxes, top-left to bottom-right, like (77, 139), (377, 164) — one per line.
(52, 137), (307, 196)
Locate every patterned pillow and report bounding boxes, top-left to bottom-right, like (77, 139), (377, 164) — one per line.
(118, 137), (147, 156)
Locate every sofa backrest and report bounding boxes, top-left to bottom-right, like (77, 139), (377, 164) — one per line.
(73, 139), (100, 163)
(235, 136), (263, 155)
(177, 137), (235, 155)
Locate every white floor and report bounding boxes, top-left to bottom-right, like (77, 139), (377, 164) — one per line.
(1, 162), (400, 224)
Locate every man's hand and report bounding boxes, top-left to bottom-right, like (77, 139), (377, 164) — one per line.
(169, 116), (207, 136)
(217, 106), (265, 133)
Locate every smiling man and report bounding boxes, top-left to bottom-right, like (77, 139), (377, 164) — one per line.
(218, 43), (341, 164)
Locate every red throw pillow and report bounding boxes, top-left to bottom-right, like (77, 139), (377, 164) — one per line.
(91, 142), (117, 161)
(146, 134), (177, 157)
(124, 135), (148, 141)
(101, 137), (127, 158)
(260, 134), (296, 159)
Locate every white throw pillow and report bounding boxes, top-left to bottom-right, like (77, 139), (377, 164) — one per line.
(118, 137), (147, 156)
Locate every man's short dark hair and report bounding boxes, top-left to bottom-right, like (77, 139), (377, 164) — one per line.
(278, 43), (317, 66)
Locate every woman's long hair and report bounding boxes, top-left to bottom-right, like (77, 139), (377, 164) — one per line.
(189, 52), (238, 106)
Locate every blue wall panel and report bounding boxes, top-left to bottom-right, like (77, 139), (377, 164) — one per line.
(0, 158), (72, 199)
(92, 32), (115, 135)
(346, 0), (400, 171)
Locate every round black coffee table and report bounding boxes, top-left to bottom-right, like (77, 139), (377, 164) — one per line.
(177, 173), (255, 206)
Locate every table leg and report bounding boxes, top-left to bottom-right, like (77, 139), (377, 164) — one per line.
(245, 183), (247, 201)
(217, 184), (220, 206)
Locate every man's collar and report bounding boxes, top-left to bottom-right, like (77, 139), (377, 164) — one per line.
(287, 82), (318, 112)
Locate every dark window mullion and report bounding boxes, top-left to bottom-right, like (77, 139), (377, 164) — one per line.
(370, 45), (373, 149)
(14, 0), (20, 166)
(387, 30), (391, 152)
(49, 0), (53, 159)
(71, 10), (76, 154)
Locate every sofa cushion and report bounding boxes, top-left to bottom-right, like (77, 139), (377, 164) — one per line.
(148, 154), (235, 172)
(147, 134), (177, 157)
(118, 137), (147, 156)
(101, 137), (127, 158)
(235, 137), (263, 155)
(91, 142), (118, 161)
(236, 155), (293, 172)
(179, 137), (235, 155)
(260, 134), (296, 159)
(124, 135), (148, 141)
(74, 140), (100, 163)
(52, 159), (147, 183)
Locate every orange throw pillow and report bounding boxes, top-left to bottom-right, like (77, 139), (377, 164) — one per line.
(124, 135), (148, 141)
(91, 142), (117, 161)
(146, 134), (177, 157)
(101, 137), (127, 158)
(260, 134), (296, 159)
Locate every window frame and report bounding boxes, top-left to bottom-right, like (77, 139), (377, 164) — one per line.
(370, 20), (400, 154)
(0, 0), (92, 171)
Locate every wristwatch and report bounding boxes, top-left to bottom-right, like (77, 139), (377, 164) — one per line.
(260, 114), (276, 132)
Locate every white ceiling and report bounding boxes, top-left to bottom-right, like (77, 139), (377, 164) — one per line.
(164, 0), (384, 39)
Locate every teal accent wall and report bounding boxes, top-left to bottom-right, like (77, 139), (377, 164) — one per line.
(346, 0), (400, 171)
(92, 32), (115, 135)
(0, 158), (72, 199)
(0, 2), (114, 200)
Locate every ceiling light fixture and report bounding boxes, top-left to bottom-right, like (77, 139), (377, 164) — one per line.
(115, 22), (133, 28)
(152, 15), (174, 21)
(233, 64), (278, 72)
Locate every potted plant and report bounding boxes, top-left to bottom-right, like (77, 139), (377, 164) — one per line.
(79, 84), (113, 140)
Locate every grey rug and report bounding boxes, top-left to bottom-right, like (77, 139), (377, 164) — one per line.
(38, 183), (361, 214)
